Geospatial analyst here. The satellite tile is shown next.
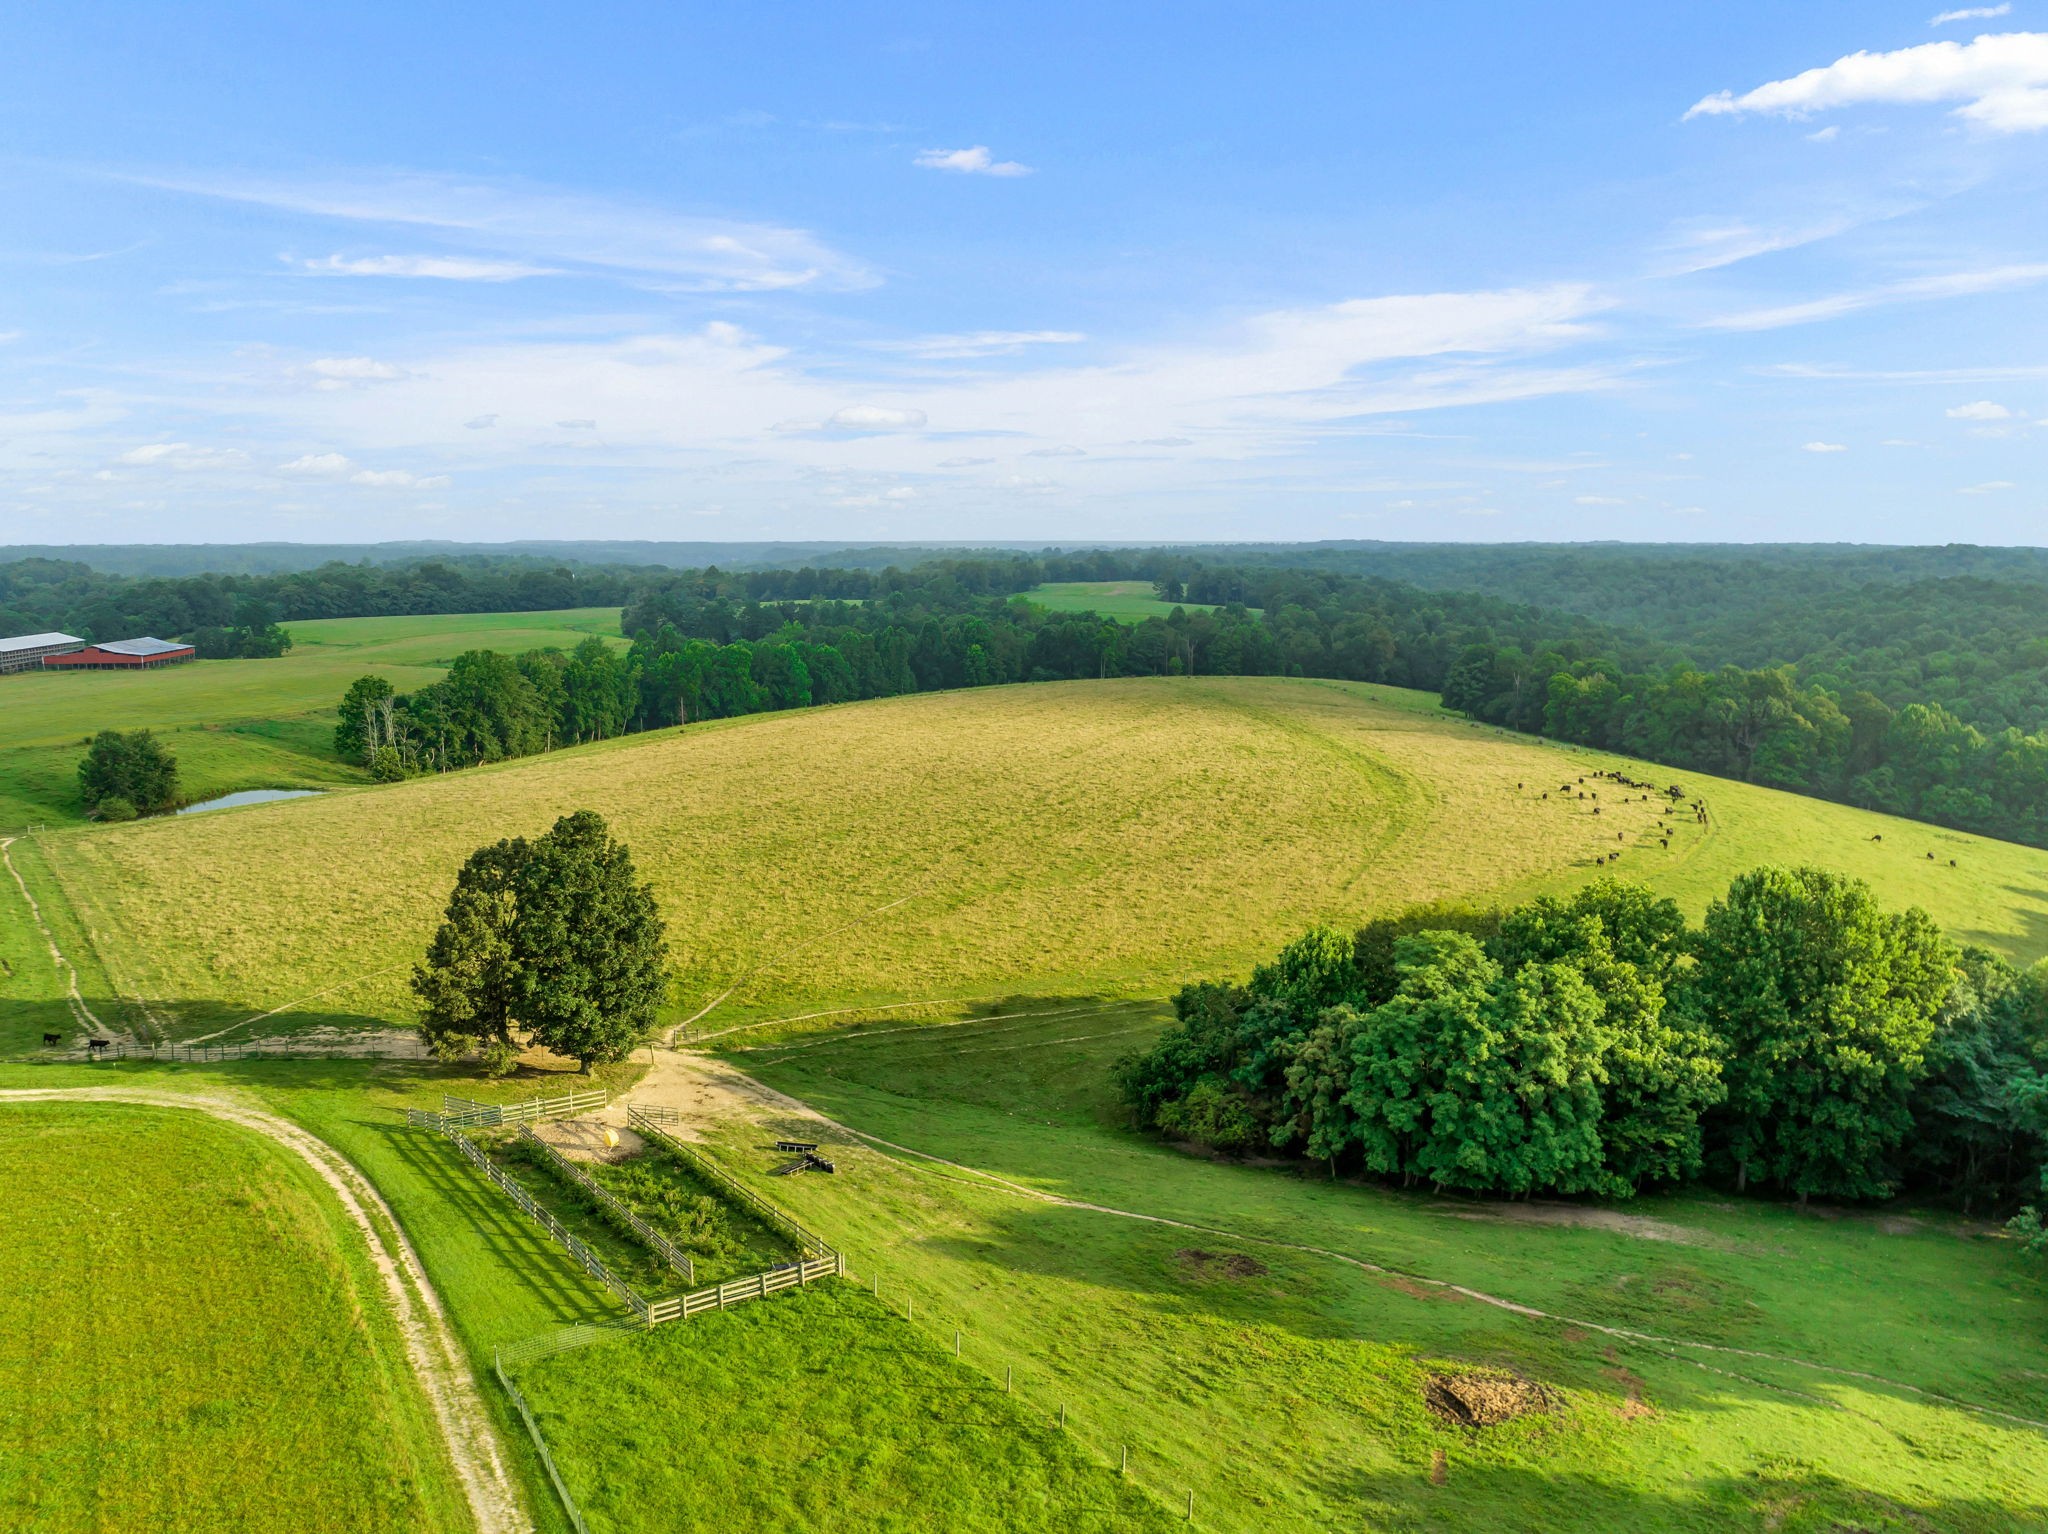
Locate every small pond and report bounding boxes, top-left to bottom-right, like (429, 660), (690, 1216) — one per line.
(177, 789), (325, 816)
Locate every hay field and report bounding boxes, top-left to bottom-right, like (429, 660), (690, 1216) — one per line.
(0, 1100), (473, 1532)
(25, 676), (2048, 1042)
(0, 607), (624, 828)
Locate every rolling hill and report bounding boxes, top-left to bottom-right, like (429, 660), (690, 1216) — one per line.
(15, 675), (2048, 1047)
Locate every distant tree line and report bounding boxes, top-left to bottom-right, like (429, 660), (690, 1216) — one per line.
(309, 555), (2048, 852)
(1115, 870), (2048, 1221)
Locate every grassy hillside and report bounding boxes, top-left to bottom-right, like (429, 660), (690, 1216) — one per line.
(16, 675), (2048, 1047)
(0, 607), (624, 829)
(0, 1100), (474, 1533)
(713, 1005), (2048, 1532)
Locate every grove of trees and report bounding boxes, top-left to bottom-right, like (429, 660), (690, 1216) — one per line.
(412, 810), (668, 1071)
(77, 730), (179, 820)
(1116, 870), (2048, 1219)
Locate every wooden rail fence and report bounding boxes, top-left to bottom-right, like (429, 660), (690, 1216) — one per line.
(628, 1103), (837, 1260)
(516, 1123), (696, 1284)
(493, 1349), (592, 1534)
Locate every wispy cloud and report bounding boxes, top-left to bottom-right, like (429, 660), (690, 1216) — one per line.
(137, 168), (874, 291)
(1687, 31), (2048, 134)
(294, 253), (558, 281)
(875, 330), (1085, 359)
(1948, 399), (2012, 418)
(1958, 479), (2016, 492)
(1803, 440), (1849, 452)
(1931, 5), (2011, 25)
(1702, 262), (2048, 329)
(913, 146), (1033, 177)
(1651, 216), (1863, 276)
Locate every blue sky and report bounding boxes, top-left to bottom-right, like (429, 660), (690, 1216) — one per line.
(4, 2), (2047, 545)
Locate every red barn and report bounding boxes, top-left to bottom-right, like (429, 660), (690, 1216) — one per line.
(42, 637), (198, 670)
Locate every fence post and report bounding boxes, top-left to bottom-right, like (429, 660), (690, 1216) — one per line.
(1187, 1488), (1194, 1522)
(954, 1329), (960, 1358)
(1005, 1364), (1012, 1392)
(1121, 1446), (1128, 1476)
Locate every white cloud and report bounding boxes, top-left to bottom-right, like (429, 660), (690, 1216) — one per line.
(117, 442), (250, 470)
(827, 404), (928, 431)
(875, 329), (1085, 359)
(0, 330), (20, 344)
(1687, 31), (2048, 134)
(295, 253), (558, 281)
(296, 355), (409, 391)
(937, 456), (994, 468)
(1947, 399), (2013, 418)
(1931, 5), (2011, 25)
(351, 468), (449, 488)
(1575, 494), (1626, 505)
(465, 413), (498, 430)
(278, 452), (355, 475)
(1803, 440), (1849, 452)
(1651, 215), (1861, 276)
(1959, 479), (2016, 492)
(1704, 263), (2048, 329)
(1025, 445), (1086, 457)
(914, 145), (1033, 177)
(1135, 436), (1193, 447)
(556, 418), (597, 429)
(143, 169), (874, 291)
(1808, 124), (1842, 141)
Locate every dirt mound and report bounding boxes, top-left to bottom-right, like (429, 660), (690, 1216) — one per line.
(1422, 1368), (1555, 1427)
(1175, 1247), (1268, 1280)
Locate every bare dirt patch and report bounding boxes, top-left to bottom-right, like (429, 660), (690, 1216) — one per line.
(1174, 1247), (1268, 1281)
(1422, 1368), (1556, 1427)
(1430, 1199), (1721, 1247)
(532, 1116), (646, 1163)
(1603, 1365), (1656, 1420)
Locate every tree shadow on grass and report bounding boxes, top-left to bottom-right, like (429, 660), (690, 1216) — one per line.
(1323, 1461), (2045, 1534)
(371, 1120), (620, 1327)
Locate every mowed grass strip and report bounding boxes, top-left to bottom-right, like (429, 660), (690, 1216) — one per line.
(0, 607), (625, 826)
(708, 1019), (2048, 1532)
(32, 676), (2048, 1039)
(516, 1280), (1183, 1534)
(0, 1101), (474, 1534)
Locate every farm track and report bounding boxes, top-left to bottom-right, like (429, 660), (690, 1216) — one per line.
(0, 1086), (529, 1534)
(1, 836), (120, 1045)
(640, 1045), (2048, 1436)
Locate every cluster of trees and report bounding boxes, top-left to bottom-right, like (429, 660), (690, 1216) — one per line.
(77, 730), (179, 820)
(412, 810), (668, 1071)
(335, 639), (637, 776)
(1116, 869), (2048, 1214)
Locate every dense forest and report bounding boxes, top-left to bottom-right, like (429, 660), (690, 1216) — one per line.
(1115, 872), (2048, 1221)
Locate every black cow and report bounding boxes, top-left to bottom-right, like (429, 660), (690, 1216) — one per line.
(42, 1032), (60, 1048)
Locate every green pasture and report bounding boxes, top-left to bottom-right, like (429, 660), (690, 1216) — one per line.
(0, 1098), (475, 1533)
(1027, 580), (1223, 620)
(22, 676), (2048, 1045)
(515, 1281), (1181, 1534)
(0, 607), (624, 828)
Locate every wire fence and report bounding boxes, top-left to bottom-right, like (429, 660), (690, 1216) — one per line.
(41, 1037), (432, 1064)
(493, 1348), (592, 1534)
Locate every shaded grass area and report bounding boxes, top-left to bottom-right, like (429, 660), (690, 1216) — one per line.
(37, 676), (2048, 1046)
(0, 1100), (473, 1533)
(515, 1279), (1183, 1534)
(481, 1132), (693, 1298)
(0, 606), (624, 828)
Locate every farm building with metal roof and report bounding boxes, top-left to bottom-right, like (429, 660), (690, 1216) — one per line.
(39, 637), (198, 670)
(0, 632), (87, 674)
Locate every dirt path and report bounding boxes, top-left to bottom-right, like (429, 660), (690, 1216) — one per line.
(634, 1045), (2048, 1434)
(0, 1087), (530, 1534)
(0, 836), (120, 1046)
